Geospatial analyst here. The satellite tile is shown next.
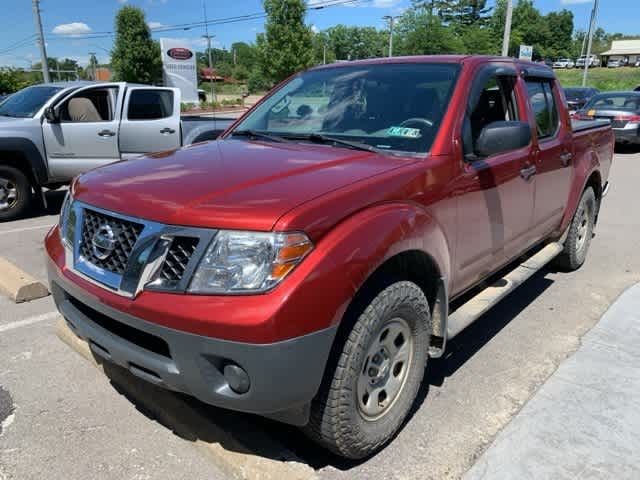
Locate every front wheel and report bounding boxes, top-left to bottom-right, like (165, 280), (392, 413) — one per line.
(0, 165), (32, 222)
(306, 281), (430, 459)
(555, 187), (596, 271)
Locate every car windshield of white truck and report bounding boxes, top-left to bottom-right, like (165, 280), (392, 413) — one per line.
(0, 86), (62, 118)
(233, 63), (460, 155)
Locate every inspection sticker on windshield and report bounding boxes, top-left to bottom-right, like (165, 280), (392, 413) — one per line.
(387, 126), (422, 138)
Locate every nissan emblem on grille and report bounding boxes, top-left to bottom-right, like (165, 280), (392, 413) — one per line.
(91, 224), (118, 260)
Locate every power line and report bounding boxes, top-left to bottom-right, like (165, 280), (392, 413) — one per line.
(0, 34), (37, 55)
(45, 0), (365, 40)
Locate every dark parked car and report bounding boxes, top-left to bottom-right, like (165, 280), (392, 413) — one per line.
(574, 91), (640, 145)
(564, 87), (599, 113)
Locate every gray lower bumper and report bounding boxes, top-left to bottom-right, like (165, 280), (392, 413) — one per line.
(49, 263), (337, 426)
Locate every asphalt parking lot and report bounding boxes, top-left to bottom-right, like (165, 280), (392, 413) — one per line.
(1, 148), (639, 480)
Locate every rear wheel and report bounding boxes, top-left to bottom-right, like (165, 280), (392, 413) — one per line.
(0, 165), (32, 222)
(555, 187), (596, 271)
(306, 281), (430, 459)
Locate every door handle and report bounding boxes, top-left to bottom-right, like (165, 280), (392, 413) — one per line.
(560, 152), (573, 166)
(98, 129), (115, 137)
(520, 165), (536, 181)
(160, 128), (176, 135)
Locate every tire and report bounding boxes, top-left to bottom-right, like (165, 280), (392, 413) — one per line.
(306, 281), (430, 459)
(555, 187), (596, 271)
(0, 165), (32, 222)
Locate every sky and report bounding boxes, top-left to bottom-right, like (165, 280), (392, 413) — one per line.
(0, 0), (638, 68)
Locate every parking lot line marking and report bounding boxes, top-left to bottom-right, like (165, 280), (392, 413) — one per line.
(0, 224), (54, 236)
(0, 312), (59, 333)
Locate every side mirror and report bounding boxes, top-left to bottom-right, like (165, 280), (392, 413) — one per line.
(44, 106), (60, 123)
(474, 121), (531, 158)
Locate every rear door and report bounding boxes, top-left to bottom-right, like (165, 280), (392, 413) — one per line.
(524, 75), (572, 237)
(454, 64), (536, 292)
(43, 83), (125, 180)
(119, 87), (181, 158)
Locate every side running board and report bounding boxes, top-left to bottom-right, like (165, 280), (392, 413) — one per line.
(447, 242), (563, 339)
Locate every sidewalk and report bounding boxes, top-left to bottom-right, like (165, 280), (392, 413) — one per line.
(464, 283), (640, 479)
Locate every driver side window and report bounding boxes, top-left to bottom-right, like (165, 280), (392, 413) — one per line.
(60, 87), (117, 123)
(464, 75), (519, 156)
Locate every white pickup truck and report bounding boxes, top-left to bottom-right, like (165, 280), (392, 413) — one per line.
(0, 81), (234, 221)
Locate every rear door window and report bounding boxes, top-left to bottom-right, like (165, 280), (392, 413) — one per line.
(526, 80), (559, 139)
(127, 89), (174, 120)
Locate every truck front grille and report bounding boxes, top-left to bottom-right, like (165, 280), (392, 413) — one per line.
(79, 209), (144, 275)
(159, 237), (199, 284)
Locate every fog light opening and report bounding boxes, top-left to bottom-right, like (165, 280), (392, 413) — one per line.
(223, 363), (250, 394)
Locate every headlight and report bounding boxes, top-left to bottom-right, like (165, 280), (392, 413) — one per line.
(188, 231), (313, 294)
(59, 191), (76, 247)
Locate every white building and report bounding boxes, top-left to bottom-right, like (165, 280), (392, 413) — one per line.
(600, 39), (640, 66)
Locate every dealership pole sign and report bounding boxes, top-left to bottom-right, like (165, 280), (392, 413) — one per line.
(160, 38), (198, 103)
(519, 45), (533, 61)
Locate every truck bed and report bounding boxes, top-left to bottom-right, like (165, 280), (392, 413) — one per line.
(180, 115), (237, 145)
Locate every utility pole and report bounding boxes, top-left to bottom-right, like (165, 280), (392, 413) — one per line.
(383, 15), (399, 58)
(202, 0), (216, 105)
(32, 0), (50, 83)
(501, 0), (513, 57)
(88, 52), (97, 80)
(323, 42), (327, 65)
(582, 0), (600, 87)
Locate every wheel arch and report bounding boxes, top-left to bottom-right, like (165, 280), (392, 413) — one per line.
(314, 202), (452, 368)
(0, 137), (48, 186)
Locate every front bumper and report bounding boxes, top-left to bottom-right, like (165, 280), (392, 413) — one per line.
(49, 260), (337, 425)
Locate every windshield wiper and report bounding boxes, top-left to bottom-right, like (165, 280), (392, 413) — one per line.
(282, 133), (379, 153)
(231, 129), (290, 143)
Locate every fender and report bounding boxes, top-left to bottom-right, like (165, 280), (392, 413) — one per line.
(282, 201), (452, 338)
(0, 137), (49, 185)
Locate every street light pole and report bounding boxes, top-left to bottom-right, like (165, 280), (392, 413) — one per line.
(582, 0), (600, 87)
(383, 15), (399, 57)
(501, 0), (513, 57)
(32, 0), (50, 82)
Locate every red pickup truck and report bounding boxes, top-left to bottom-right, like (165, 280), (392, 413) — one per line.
(46, 56), (613, 459)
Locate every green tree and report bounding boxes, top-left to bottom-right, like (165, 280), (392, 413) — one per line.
(0, 69), (33, 94)
(546, 10), (574, 58)
(111, 6), (161, 83)
(230, 42), (257, 68)
(395, 8), (465, 55)
(259, 0), (314, 82)
(325, 25), (385, 60)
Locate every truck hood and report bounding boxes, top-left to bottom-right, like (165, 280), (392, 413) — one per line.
(73, 139), (407, 231)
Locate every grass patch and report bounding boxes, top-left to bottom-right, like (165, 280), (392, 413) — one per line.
(198, 82), (247, 95)
(555, 67), (640, 91)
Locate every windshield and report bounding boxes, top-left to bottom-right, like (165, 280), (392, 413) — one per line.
(0, 85), (62, 118)
(584, 93), (640, 111)
(232, 63), (460, 155)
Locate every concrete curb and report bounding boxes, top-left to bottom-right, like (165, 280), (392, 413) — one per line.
(55, 319), (317, 480)
(0, 257), (49, 303)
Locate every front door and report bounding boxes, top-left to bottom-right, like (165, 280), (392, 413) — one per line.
(524, 78), (572, 236)
(43, 83), (124, 181)
(454, 66), (536, 293)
